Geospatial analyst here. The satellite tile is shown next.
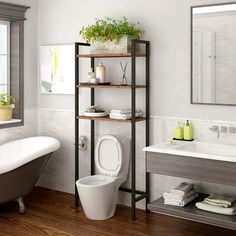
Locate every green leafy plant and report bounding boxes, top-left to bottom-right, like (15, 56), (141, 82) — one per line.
(80, 17), (144, 43)
(0, 94), (15, 109)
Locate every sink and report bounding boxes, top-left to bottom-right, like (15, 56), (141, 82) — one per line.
(176, 141), (236, 157)
(143, 141), (236, 162)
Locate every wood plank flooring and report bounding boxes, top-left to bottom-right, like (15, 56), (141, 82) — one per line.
(0, 187), (235, 236)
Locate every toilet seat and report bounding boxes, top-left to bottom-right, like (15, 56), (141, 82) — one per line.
(95, 135), (123, 177)
(77, 175), (117, 187)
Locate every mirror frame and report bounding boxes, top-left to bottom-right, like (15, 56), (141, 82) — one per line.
(190, 2), (236, 106)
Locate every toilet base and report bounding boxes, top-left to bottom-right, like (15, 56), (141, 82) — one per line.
(76, 175), (121, 221)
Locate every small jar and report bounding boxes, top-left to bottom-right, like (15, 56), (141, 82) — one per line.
(96, 63), (106, 83)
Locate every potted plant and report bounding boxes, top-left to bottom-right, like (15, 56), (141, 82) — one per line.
(0, 94), (15, 121)
(80, 17), (144, 54)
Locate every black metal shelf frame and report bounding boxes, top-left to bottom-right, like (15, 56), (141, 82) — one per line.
(75, 39), (150, 220)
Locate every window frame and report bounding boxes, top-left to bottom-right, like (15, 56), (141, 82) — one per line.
(0, 2), (29, 129)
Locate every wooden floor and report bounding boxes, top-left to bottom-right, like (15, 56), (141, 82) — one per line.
(0, 188), (235, 236)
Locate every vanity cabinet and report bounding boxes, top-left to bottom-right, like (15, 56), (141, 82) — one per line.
(146, 151), (236, 230)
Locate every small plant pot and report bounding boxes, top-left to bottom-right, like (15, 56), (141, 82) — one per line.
(90, 36), (135, 54)
(0, 106), (14, 121)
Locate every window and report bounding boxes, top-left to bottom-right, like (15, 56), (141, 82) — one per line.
(0, 20), (10, 94)
(0, 2), (29, 128)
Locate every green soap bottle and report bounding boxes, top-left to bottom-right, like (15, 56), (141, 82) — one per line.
(175, 122), (184, 140)
(184, 120), (193, 140)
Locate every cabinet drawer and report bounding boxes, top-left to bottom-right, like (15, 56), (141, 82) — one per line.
(147, 152), (236, 186)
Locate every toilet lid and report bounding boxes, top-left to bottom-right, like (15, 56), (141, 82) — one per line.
(95, 135), (123, 177)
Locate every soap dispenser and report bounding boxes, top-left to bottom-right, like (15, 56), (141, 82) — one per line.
(175, 122), (184, 140)
(184, 120), (193, 141)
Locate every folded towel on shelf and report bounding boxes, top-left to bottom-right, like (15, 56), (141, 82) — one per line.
(204, 193), (235, 208)
(196, 201), (236, 215)
(204, 200), (231, 208)
(109, 112), (143, 120)
(110, 109), (142, 115)
(163, 190), (195, 202)
(170, 182), (193, 196)
(164, 193), (198, 207)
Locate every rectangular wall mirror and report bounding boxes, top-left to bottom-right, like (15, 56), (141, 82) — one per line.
(191, 3), (236, 106)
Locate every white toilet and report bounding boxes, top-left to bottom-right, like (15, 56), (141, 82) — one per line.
(76, 135), (130, 220)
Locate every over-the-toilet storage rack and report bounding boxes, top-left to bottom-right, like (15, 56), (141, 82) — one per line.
(74, 40), (150, 220)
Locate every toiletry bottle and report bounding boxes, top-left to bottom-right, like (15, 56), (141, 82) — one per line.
(175, 122), (184, 140)
(88, 68), (96, 83)
(96, 62), (106, 83)
(184, 120), (193, 141)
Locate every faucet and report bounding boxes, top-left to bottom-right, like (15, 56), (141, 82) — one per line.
(209, 125), (220, 138)
(209, 125), (227, 138)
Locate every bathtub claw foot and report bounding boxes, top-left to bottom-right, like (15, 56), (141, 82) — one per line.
(15, 197), (26, 214)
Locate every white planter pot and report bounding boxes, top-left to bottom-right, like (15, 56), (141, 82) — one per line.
(90, 36), (133, 54)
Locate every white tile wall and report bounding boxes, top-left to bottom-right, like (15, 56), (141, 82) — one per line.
(37, 109), (236, 209)
(0, 109), (37, 145)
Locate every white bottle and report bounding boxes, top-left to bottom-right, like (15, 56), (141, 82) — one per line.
(88, 68), (96, 83)
(96, 63), (106, 83)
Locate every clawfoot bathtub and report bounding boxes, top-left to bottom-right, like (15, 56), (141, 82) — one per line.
(0, 136), (60, 213)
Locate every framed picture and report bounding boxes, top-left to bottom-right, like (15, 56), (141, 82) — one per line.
(40, 44), (75, 95)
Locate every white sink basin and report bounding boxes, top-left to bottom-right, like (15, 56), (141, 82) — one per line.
(143, 141), (236, 162)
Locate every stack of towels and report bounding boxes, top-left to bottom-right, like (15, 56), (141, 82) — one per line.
(163, 182), (198, 207)
(109, 109), (143, 120)
(196, 193), (236, 215)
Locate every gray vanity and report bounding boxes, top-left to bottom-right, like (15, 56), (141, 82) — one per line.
(144, 141), (236, 230)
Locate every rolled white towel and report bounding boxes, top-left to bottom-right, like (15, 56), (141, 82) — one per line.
(111, 109), (142, 115)
(204, 193), (235, 207)
(163, 190), (195, 202)
(164, 193), (198, 207)
(170, 182), (193, 196)
(196, 201), (236, 215)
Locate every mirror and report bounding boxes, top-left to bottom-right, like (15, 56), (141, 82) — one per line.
(191, 3), (236, 105)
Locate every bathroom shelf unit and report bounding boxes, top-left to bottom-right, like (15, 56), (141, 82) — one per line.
(77, 52), (146, 58)
(75, 40), (150, 221)
(77, 84), (146, 89)
(77, 115), (146, 123)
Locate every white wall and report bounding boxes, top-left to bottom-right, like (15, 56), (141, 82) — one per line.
(36, 0), (236, 208)
(37, 0), (236, 121)
(0, 0), (38, 144)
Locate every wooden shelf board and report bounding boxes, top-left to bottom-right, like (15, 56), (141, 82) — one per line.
(148, 194), (236, 230)
(77, 115), (145, 123)
(77, 84), (146, 89)
(77, 53), (146, 58)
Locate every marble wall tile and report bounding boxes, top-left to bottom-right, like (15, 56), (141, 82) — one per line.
(0, 108), (37, 145)
(37, 109), (236, 209)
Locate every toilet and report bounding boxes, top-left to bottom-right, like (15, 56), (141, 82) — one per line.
(76, 135), (130, 220)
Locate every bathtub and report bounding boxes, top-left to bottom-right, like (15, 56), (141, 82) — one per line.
(0, 136), (60, 213)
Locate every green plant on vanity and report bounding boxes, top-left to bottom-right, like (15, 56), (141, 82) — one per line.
(80, 17), (144, 53)
(0, 94), (15, 121)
